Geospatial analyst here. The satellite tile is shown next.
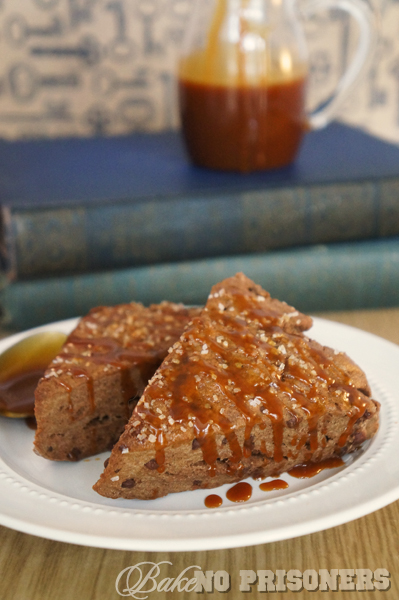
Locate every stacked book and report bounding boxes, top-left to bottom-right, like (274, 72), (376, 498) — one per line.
(1, 122), (399, 331)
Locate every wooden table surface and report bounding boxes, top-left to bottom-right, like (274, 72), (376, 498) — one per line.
(1, 308), (398, 600)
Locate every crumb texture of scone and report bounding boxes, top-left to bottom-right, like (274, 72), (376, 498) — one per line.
(34, 302), (200, 461)
(93, 273), (380, 500)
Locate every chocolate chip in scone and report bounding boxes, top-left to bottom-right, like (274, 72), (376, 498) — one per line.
(121, 479), (136, 488)
(150, 488), (159, 499)
(359, 410), (372, 422)
(107, 438), (118, 450)
(286, 410), (300, 428)
(243, 435), (254, 452)
(144, 458), (159, 470)
(129, 393), (141, 405)
(252, 467), (266, 480)
(351, 430), (366, 445)
(67, 447), (82, 461)
(104, 457), (110, 468)
(192, 438), (200, 450)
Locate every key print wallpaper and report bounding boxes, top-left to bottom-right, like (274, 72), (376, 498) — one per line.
(0, 0), (397, 143)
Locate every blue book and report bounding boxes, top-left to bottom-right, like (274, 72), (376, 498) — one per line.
(1, 122), (399, 280)
(1, 237), (399, 331)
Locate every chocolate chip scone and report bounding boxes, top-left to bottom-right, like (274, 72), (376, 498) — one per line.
(94, 273), (379, 500)
(34, 301), (200, 461)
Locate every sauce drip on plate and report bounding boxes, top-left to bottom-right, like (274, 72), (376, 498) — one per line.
(259, 479), (289, 492)
(288, 457), (345, 479)
(226, 481), (253, 503)
(204, 494), (223, 508)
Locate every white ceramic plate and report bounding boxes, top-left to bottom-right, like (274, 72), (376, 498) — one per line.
(0, 317), (398, 551)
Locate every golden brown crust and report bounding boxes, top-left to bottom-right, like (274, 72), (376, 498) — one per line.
(94, 273), (379, 500)
(34, 301), (200, 461)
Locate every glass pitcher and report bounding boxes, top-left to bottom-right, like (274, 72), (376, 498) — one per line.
(178, 0), (375, 172)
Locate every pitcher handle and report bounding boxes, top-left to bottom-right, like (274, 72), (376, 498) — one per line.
(303, 0), (376, 129)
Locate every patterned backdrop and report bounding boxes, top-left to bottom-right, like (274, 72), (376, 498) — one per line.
(0, 0), (397, 143)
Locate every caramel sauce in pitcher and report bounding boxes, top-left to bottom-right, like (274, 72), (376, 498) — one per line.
(178, 0), (308, 171)
(179, 77), (307, 172)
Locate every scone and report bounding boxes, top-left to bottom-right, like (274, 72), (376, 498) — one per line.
(34, 301), (200, 461)
(93, 273), (380, 499)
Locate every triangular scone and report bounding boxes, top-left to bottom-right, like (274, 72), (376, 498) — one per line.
(34, 302), (200, 461)
(93, 273), (379, 500)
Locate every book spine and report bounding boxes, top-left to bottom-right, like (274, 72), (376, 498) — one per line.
(4, 176), (399, 280)
(1, 237), (399, 331)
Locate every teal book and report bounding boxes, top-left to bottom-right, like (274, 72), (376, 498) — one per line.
(1, 237), (399, 331)
(1, 123), (399, 280)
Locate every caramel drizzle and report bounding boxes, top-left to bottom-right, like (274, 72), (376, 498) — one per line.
(54, 303), (197, 418)
(56, 367), (94, 415)
(54, 336), (159, 418)
(141, 288), (369, 476)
